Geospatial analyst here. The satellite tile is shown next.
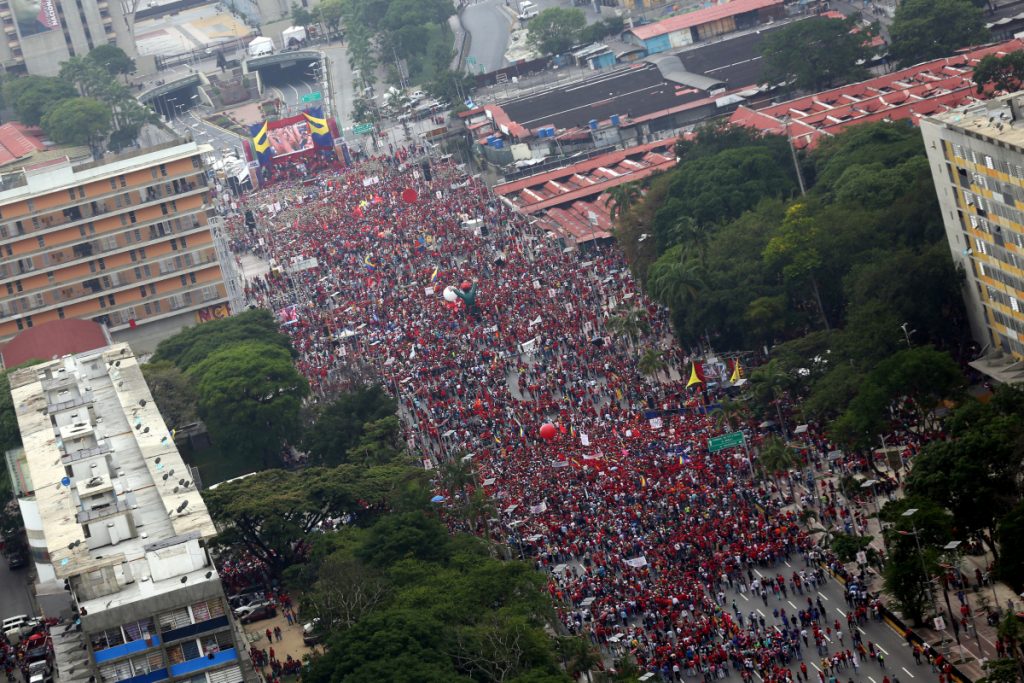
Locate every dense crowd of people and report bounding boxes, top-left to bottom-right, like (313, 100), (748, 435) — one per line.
(223, 152), (918, 681)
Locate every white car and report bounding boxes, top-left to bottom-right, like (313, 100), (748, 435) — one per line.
(2, 615), (28, 632)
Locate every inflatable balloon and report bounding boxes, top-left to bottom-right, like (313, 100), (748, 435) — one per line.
(401, 188), (418, 204)
(443, 286), (458, 303)
(539, 423), (557, 440)
(461, 280), (472, 291)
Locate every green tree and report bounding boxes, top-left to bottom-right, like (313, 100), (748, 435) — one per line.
(889, 0), (988, 67)
(646, 248), (705, 312)
(4, 76), (77, 125)
(605, 305), (651, 348)
(604, 181), (642, 223)
(140, 361), (198, 430)
(188, 341), (308, 467)
(291, 1), (315, 27)
(528, 8), (586, 56)
(758, 435), (797, 483)
(760, 15), (876, 92)
(40, 97), (112, 147)
(996, 501), (1024, 591)
(302, 384), (398, 466)
(973, 50), (1024, 94)
(152, 309), (293, 370)
(87, 44), (135, 75)
(881, 497), (953, 626)
(638, 348), (668, 383)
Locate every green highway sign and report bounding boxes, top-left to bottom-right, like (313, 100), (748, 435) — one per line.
(708, 431), (744, 453)
(301, 91), (322, 103)
(467, 56), (476, 65)
(353, 122), (374, 135)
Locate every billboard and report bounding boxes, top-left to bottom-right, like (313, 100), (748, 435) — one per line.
(13, 0), (58, 35)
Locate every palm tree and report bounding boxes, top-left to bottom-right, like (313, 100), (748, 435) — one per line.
(759, 435), (797, 479)
(462, 488), (498, 543)
(712, 397), (750, 432)
(439, 456), (475, 502)
(749, 360), (792, 438)
(638, 348), (668, 384)
(670, 216), (712, 264)
(604, 182), (643, 223)
(557, 636), (602, 683)
(646, 247), (705, 312)
(605, 306), (651, 349)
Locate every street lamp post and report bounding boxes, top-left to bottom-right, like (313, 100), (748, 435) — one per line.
(902, 508), (945, 650)
(860, 479), (886, 554)
(941, 540), (968, 663)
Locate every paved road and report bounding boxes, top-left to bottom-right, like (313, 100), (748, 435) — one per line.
(180, 110), (246, 159)
(0, 561), (35, 622)
(743, 563), (928, 682)
(462, 0), (514, 73)
(323, 43), (360, 133)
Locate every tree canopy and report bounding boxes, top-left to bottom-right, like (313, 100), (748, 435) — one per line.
(528, 8), (586, 56)
(140, 361), (199, 430)
(760, 15), (876, 92)
(888, 0), (989, 67)
(973, 49), (1024, 95)
(40, 98), (112, 148)
(188, 341), (308, 468)
(302, 384), (400, 466)
(152, 308), (293, 370)
(4, 76), (77, 125)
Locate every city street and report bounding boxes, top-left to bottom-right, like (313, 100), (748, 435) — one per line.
(0, 561), (35, 622)
(462, 0), (514, 73)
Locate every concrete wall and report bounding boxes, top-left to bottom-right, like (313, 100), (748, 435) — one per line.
(79, 578), (223, 634)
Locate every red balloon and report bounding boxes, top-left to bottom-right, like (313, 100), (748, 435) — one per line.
(401, 188), (418, 204)
(461, 280), (472, 291)
(539, 423), (557, 441)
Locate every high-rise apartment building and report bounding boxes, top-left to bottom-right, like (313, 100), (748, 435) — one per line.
(922, 93), (1024, 383)
(0, 140), (233, 354)
(0, 0), (137, 76)
(5, 343), (255, 683)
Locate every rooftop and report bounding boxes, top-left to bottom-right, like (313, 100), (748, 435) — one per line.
(1, 319), (111, 369)
(729, 38), (1024, 148)
(0, 140), (211, 205)
(495, 140), (678, 243)
(627, 0), (783, 41)
(8, 344), (217, 601)
(928, 91), (1024, 148)
(495, 62), (713, 132)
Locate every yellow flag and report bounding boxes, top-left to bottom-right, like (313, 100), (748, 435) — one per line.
(687, 363), (702, 388)
(730, 359), (743, 383)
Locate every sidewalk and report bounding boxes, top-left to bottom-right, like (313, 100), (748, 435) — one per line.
(791, 457), (1017, 681)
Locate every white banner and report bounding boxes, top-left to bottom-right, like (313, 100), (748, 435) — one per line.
(580, 433), (590, 446)
(624, 556), (648, 568)
(529, 501), (547, 514)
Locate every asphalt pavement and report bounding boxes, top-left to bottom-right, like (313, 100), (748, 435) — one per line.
(462, 0), (515, 73)
(0, 560), (35, 623)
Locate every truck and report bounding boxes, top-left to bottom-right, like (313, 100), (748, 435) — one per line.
(518, 0), (538, 21)
(247, 36), (275, 58)
(281, 26), (306, 50)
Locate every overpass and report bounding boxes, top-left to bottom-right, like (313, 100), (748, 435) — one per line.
(245, 50), (321, 72)
(137, 74), (203, 104)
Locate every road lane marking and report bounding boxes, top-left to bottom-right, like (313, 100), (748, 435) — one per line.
(740, 592), (749, 601)
(757, 608), (766, 617)
(835, 608), (846, 617)
(876, 645), (889, 656)
(902, 667), (915, 678)
(785, 560), (792, 567)
(868, 677), (878, 683)
(788, 600), (797, 609)
(812, 663), (822, 673)
(820, 594), (830, 600)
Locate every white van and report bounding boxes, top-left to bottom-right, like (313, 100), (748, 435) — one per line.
(518, 1), (538, 20)
(2, 615), (28, 632)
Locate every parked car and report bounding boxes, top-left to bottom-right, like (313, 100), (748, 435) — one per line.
(302, 619), (321, 646)
(236, 602), (276, 624)
(7, 552), (28, 570)
(237, 606), (274, 626)
(228, 592), (263, 609)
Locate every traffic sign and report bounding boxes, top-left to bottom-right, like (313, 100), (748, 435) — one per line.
(301, 91), (322, 103)
(353, 123), (374, 135)
(708, 431), (744, 453)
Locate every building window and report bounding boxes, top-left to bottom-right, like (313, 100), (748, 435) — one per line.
(107, 294), (115, 306)
(98, 257), (106, 271)
(129, 250), (137, 263)
(57, 307), (65, 319)
(79, 186), (86, 199)
(26, 199), (34, 211)
(122, 617), (156, 642)
(976, 238), (989, 255)
(25, 316), (32, 328)
(139, 286), (147, 298)
(36, 235), (44, 248)
(129, 211), (137, 224)
(159, 164), (168, 177)
(158, 607), (191, 632)
(109, 178), (117, 190)
(119, 174), (127, 188)
(1012, 297), (1021, 313)
(68, 189), (77, 201)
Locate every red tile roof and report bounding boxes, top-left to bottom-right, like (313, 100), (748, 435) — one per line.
(495, 140), (678, 245)
(728, 39), (1024, 148)
(1, 319), (110, 369)
(0, 123), (46, 167)
(628, 0), (783, 41)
